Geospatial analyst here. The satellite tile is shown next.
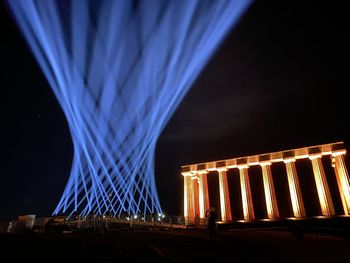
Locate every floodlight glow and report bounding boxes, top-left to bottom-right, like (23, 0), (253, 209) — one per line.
(7, 0), (251, 217)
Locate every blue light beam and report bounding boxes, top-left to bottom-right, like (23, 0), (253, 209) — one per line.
(7, 0), (252, 218)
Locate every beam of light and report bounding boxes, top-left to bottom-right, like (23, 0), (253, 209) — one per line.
(7, 0), (252, 217)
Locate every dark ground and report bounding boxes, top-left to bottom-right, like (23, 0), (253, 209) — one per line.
(1, 228), (350, 262)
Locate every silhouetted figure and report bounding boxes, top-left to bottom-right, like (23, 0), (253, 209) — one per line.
(207, 207), (217, 241)
(195, 214), (200, 226)
(44, 218), (54, 233)
(287, 221), (304, 243)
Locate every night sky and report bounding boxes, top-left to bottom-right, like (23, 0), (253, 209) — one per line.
(1, 1), (349, 220)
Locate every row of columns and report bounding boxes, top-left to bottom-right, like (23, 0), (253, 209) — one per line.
(184, 153), (350, 223)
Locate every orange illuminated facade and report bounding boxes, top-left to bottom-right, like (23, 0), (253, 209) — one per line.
(182, 142), (350, 224)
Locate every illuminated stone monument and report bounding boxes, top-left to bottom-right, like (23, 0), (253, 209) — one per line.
(182, 142), (350, 224)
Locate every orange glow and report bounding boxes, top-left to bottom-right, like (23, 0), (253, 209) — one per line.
(285, 162), (306, 218)
(182, 141), (348, 221)
(198, 173), (210, 219)
(309, 154), (322, 160)
(261, 165), (279, 219)
(239, 168), (255, 221)
(198, 178), (204, 219)
(184, 176), (198, 224)
(218, 170), (232, 222)
(283, 158), (296, 164)
(193, 178), (200, 219)
(259, 161), (272, 166)
(206, 162), (216, 171)
(237, 164), (249, 169)
(295, 154), (309, 159)
(310, 157), (335, 216)
(226, 159), (237, 168)
(333, 155), (350, 215)
(270, 152), (283, 162)
(321, 144), (332, 154)
(247, 156), (259, 166)
(184, 176), (188, 219)
(270, 158), (284, 163)
(181, 142), (345, 174)
(295, 148), (309, 159)
(332, 150), (347, 157)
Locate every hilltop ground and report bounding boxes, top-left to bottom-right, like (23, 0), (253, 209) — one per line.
(1, 226), (350, 262)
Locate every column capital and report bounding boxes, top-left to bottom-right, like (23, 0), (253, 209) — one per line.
(309, 154), (322, 160)
(332, 149), (346, 157)
(237, 164), (249, 169)
(190, 175), (199, 181)
(283, 158), (296, 163)
(260, 161), (272, 167)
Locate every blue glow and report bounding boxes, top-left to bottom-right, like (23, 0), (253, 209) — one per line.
(7, 0), (251, 218)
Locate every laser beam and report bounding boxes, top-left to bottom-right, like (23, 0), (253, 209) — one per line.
(7, 0), (251, 218)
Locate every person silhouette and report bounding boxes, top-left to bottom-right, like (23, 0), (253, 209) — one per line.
(207, 207), (217, 241)
(195, 214), (200, 226)
(287, 220), (304, 243)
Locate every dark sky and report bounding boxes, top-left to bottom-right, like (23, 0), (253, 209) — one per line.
(1, 1), (349, 220)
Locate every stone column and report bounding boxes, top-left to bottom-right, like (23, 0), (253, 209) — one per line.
(193, 177), (200, 221)
(218, 169), (232, 222)
(184, 176), (190, 224)
(239, 167), (255, 221)
(261, 163), (279, 219)
(332, 153), (350, 215)
(198, 172), (210, 220)
(184, 176), (195, 224)
(284, 160), (306, 218)
(310, 156), (335, 216)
